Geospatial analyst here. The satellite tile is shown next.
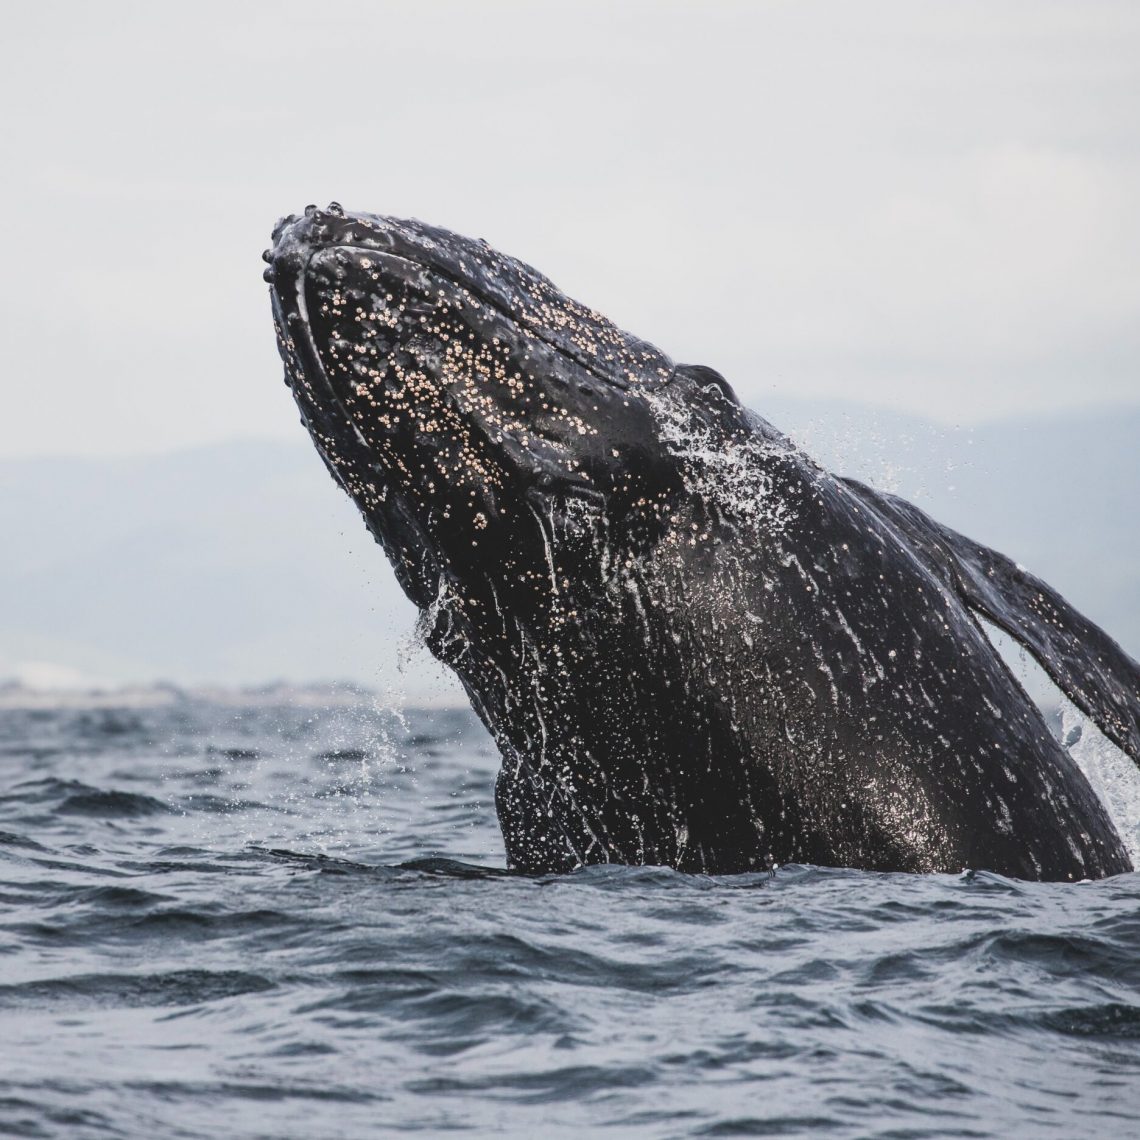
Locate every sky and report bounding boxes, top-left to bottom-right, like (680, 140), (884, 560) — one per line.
(3, 1), (1138, 459)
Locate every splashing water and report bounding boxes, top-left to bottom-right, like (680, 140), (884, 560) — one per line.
(647, 387), (797, 537)
(1061, 699), (1140, 865)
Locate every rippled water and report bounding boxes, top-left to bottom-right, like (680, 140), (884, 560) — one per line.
(1, 696), (1137, 1139)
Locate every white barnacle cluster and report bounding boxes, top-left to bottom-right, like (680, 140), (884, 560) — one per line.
(472, 241), (673, 389)
(310, 265), (510, 509)
(439, 318), (598, 464)
(308, 248), (632, 528)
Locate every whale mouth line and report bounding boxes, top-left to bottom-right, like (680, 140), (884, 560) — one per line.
(278, 248), (374, 459)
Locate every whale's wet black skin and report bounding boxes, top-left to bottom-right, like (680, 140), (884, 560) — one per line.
(266, 204), (1140, 881)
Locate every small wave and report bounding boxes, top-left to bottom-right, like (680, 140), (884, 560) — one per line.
(693, 1116), (842, 1137)
(3, 778), (173, 819)
(397, 856), (511, 879)
(975, 928), (1140, 986)
(250, 846), (383, 875)
(74, 710), (146, 737)
(0, 830), (48, 852)
(0, 969), (273, 1011)
(178, 793), (281, 815)
(406, 1060), (659, 1102)
(249, 848), (509, 881)
(1040, 1002), (1140, 1039)
(70, 884), (170, 909)
(315, 747), (371, 762)
(59, 788), (174, 818)
(205, 745), (261, 761)
(406, 732), (447, 748)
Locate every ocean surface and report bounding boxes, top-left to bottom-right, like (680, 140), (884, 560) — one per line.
(1, 694), (1137, 1139)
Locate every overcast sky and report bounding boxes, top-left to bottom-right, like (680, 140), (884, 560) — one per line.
(4, 1), (1138, 458)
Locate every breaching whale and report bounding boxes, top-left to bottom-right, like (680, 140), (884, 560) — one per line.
(265, 204), (1139, 881)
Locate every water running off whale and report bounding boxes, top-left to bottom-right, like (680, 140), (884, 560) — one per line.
(264, 203), (1140, 881)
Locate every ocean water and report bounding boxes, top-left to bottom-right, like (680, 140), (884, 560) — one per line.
(0, 694), (1137, 1140)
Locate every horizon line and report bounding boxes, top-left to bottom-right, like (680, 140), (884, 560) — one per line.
(5, 397), (1140, 465)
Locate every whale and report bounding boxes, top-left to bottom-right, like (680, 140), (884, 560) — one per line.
(265, 204), (1139, 881)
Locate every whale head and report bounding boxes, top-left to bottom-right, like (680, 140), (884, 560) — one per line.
(265, 205), (742, 624)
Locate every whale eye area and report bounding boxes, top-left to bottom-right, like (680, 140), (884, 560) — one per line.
(674, 364), (739, 407)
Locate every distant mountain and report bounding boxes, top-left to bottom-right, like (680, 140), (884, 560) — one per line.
(0, 440), (452, 697)
(1, 403), (1136, 696)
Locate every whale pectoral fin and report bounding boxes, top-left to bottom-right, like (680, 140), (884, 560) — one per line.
(840, 478), (1140, 765)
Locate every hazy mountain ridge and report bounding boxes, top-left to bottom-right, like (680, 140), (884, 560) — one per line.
(1, 403), (1136, 694)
